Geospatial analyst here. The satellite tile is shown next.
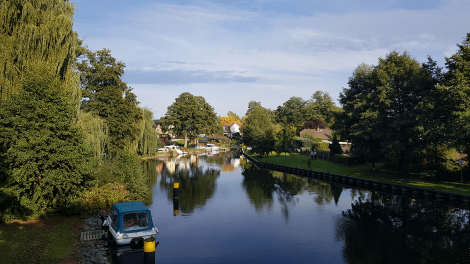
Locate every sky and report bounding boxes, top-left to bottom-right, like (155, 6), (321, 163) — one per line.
(71, 0), (470, 119)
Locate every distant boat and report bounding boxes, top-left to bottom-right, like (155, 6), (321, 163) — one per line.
(206, 144), (219, 151)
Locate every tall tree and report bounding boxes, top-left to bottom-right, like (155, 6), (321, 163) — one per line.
(276, 119), (297, 156)
(227, 111), (240, 121)
(242, 105), (276, 157)
(246, 101), (276, 121)
(137, 108), (159, 157)
(335, 63), (386, 168)
(374, 51), (431, 171)
(0, 0), (81, 105)
(161, 93), (218, 150)
(337, 52), (442, 171)
(275, 96), (307, 126)
(444, 33), (470, 157)
(0, 79), (93, 215)
(307, 91), (342, 126)
(77, 49), (143, 155)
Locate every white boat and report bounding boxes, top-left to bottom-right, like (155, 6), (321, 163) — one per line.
(158, 145), (187, 154)
(103, 201), (159, 249)
(206, 144), (219, 151)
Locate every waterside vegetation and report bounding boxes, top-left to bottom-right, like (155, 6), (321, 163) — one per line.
(252, 153), (470, 196)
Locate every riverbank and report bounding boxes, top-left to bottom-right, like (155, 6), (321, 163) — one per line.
(142, 148), (232, 160)
(249, 152), (470, 196)
(0, 214), (110, 264)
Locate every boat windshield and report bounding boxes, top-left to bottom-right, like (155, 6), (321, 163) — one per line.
(122, 212), (150, 231)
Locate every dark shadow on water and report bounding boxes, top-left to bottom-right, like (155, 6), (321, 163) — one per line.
(336, 192), (470, 264)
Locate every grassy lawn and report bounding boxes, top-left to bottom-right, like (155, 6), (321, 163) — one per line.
(0, 215), (85, 264)
(253, 153), (470, 196)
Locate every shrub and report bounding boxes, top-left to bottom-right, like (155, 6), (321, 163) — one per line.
(314, 138), (323, 143)
(332, 154), (351, 165)
(312, 142), (329, 151)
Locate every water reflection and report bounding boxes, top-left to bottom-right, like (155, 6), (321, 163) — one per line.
(336, 191), (470, 264)
(241, 163), (308, 221)
(144, 153), (470, 264)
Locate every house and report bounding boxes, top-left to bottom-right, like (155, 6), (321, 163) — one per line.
(223, 123), (243, 138)
(299, 128), (332, 142)
(155, 124), (163, 134)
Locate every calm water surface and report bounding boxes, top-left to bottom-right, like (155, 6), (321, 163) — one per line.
(141, 152), (470, 264)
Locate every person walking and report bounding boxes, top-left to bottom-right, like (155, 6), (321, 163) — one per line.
(313, 150), (317, 160)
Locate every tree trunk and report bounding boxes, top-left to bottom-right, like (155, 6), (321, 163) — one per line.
(184, 132), (188, 151)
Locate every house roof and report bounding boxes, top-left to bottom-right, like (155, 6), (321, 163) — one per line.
(299, 128), (332, 140)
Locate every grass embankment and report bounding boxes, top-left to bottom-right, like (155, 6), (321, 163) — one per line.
(0, 215), (85, 264)
(254, 153), (470, 196)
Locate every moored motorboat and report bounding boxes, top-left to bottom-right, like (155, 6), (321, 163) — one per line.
(103, 201), (158, 249)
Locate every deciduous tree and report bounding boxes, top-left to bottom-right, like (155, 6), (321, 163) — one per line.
(242, 105), (275, 157)
(0, 80), (94, 215)
(161, 93), (218, 149)
(77, 49), (143, 155)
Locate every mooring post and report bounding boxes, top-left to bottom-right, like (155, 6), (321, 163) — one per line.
(173, 182), (179, 199)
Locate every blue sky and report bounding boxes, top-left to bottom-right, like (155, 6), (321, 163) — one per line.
(72, 0), (470, 119)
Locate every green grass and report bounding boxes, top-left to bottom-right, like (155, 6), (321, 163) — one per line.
(0, 215), (85, 263)
(254, 153), (470, 196)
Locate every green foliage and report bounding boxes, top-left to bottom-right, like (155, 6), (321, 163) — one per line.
(303, 132), (315, 140)
(243, 105), (276, 157)
(276, 120), (297, 154)
(444, 33), (470, 157)
(331, 154), (351, 165)
(275, 96), (307, 126)
(0, 80), (94, 217)
(113, 150), (149, 202)
(137, 108), (159, 156)
(314, 137), (323, 143)
(336, 51), (444, 171)
(312, 143), (330, 152)
(78, 48), (143, 156)
(76, 111), (108, 158)
(329, 135), (343, 155)
(227, 111), (240, 121)
(0, 0), (80, 103)
(161, 92), (218, 149)
(295, 137), (314, 148)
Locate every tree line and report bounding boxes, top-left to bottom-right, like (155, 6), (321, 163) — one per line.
(242, 34), (470, 179)
(0, 0), (158, 221)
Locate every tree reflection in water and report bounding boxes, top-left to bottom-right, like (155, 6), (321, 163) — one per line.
(158, 156), (221, 215)
(241, 163), (307, 221)
(336, 192), (470, 264)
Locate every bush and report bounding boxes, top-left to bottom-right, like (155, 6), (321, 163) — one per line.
(295, 137), (314, 148)
(312, 142), (329, 151)
(332, 154), (351, 165)
(314, 137), (323, 143)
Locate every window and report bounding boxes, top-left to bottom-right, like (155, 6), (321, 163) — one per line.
(122, 212), (150, 231)
(111, 210), (118, 230)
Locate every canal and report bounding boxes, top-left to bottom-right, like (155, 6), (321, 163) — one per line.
(140, 151), (470, 264)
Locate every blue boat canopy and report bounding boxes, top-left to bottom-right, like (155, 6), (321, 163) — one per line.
(111, 201), (155, 234)
(113, 201), (149, 214)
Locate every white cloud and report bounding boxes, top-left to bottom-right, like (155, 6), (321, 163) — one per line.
(73, 0), (470, 116)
